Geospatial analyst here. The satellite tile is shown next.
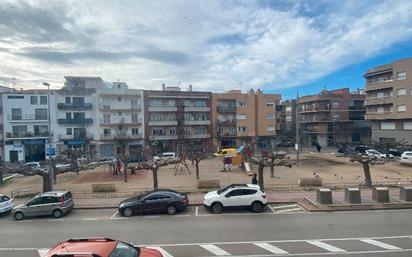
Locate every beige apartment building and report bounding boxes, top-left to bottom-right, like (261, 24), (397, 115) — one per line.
(212, 89), (281, 150)
(364, 57), (412, 144)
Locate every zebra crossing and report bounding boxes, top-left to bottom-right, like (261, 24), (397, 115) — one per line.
(28, 235), (412, 257)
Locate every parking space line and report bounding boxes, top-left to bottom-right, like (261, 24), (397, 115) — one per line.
(147, 247), (174, 257)
(81, 218), (99, 221)
(200, 244), (231, 256)
(270, 204), (297, 210)
(195, 206), (199, 216)
(276, 207), (303, 213)
(143, 215), (160, 219)
(110, 211), (119, 219)
(18, 220), (33, 223)
(37, 249), (49, 257)
(253, 242), (289, 254)
(173, 214), (191, 217)
(360, 239), (402, 250)
(268, 205), (276, 214)
(46, 219), (64, 222)
(307, 241), (346, 252)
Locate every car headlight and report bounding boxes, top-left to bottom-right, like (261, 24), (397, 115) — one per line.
(119, 203), (125, 208)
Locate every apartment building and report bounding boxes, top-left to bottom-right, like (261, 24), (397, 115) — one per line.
(298, 88), (370, 147)
(2, 90), (56, 163)
(364, 57), (412, 144)
(143, 85), (213, 154)
(212, 89), (281, 150)
(277, 99), (297, 140)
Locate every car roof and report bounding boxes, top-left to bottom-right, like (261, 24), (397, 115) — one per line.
(47, 238), (117, 257)
(147, 189), (182, 196)
(40, 191), (69, 197)
(224, 184), (260, 190)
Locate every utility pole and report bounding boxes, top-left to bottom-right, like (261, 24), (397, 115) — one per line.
(295, 91), (300, 166)
(43, 82), (54, 189)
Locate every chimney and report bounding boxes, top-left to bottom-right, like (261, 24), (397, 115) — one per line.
(189, 84), (192, 91)
(162, 83), (166, 91)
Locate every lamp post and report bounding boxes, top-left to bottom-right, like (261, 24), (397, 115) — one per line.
(42, 82), (54, 189)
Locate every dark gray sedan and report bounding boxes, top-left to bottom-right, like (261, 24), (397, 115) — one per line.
(118, 190), (189, 216)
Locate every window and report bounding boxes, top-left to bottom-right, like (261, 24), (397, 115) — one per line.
(377, 106), (385, 113)
(117, 96), (122, 102)
(152, 128), (164, 135)
(238, 126), (246, 132)
(397, 88), (406, 96)
(397, 105), (406, 112)
(403, 122), (412, 130)
(267, 126), (276, 131)
(286, 106), (292, 112)
(236, 114), (246, 120)
(11, 108), (22, 120)
(7, 95), (24, 99)
(265, 114), (275, 120)
(74, 128), (86, 138)
(30, 96), (38, 105)
(108, 242), (138, 257)
(397, 71), (406, 80)
(184, 127), (192, 135)
(195, 100), (206, 107)
(72, 97), (84, 105)
(237, 100), (246, 107)
(381, 122), (396, 130)
(377, 92), (384, 98)
(241, 189), (257, 195)
(66, 128), (72, 135)
(118, 111), (122, 116)
(266, 102), (275, 107)
(40, 96), (47, 105)
(66, 112), (72, 119)
(332, 102), (340, 108)
(103, 114), (110, 123)
(104, 128), (111, 136)
(332, 113), (340, 119)
(103, 105), (110, 110)
(225, 189), (243, 197)
(195, 126), (206, 134)
(34, 125), (48, 135)
(132, 113), (139, 123)
(286, 115), (292, 121)
(169, 127), (176, 135)
(131, 99), (138, 109)
(35, 108), (48, 120)
(131, 128), (139, 135)
(12, 125), (27, 136)
(65, 97), (71, 104)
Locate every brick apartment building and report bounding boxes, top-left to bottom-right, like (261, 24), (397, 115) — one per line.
(298, 88), (370, 147)
(364, 57), (412, 144)
(212, 89), (281, 150)
(143, 85), (213, 154)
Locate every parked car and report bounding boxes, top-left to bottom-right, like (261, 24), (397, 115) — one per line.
(45, 237), (163, 257)
(277, 140), (294, 147)
(128, 155), (148, 163)
(400, 151), (412, 165)
(153, 152), (178, 162)
(355, 145), (369, 153)
(389, 148), (403, 157)
(12, 190), (74, 220)
(0, 194), (14, 215)
(118, 189), (189, 216)
(203, 184), (267, 214)
(21, 162), (46, 176)
(366, 149), (393, 159)
(336, 148), (355, 157)
(213, 148), (237, 157)
(99, 156), (116, 164)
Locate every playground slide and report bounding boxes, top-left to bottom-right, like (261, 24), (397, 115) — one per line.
(244, 162), (252, 176)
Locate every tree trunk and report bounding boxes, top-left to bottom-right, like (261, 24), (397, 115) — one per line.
(258, 163), (264, 190)
(270, 165), (274, 178)
(43, 175), (52, 192)
(152, 167), (159, 190)
(124, 161), (128, 183)
(0, 169), (3, 184)
(195, 162), (200, 179)
(362, 162), (372, 187)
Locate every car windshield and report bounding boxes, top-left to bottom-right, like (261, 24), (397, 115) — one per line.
(109, 242), (139, 257)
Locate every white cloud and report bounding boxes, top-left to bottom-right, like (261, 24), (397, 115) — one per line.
(0, 0), (412, 91)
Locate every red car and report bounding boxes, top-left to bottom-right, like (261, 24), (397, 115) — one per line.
(45, 237), (162, 257)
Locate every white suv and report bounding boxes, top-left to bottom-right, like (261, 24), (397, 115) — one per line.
(0, 194), (14, 215)
(203, 184), (267, 214)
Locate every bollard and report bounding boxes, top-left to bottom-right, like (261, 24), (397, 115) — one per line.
(400, 185), (412, 202)
(345, 187), (361, 204)
(316, 188), (332, 204)
(372, 187), (389, 203)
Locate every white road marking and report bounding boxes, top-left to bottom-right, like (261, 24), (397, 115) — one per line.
(18, 220), (33, 223)
(147, 246), (174, 257)
(226, 249), (412, 256)
(254, 242), (289, 254)
(271, 204), (297, 210)
(37, 249), (49, 257)
(360, 239), (402, 250)
(306, 241), (346, 252)
(200, 244), (231, 255)
(46, 219), (64, 222)
(173, 214), (191, 217)
(144, 215), (160, 219)
(81, 218), (99, 221)
(110, 211), (119, 219)
(268, 205), (276, 213)
(195, 206), (199, 216)
(276, 207), (304, 213)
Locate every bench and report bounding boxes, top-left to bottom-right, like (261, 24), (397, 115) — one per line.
(92, 183), (116, 193)
(197, 179), (220, 189)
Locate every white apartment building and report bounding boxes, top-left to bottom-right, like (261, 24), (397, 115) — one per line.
(2, 90), (56, 163)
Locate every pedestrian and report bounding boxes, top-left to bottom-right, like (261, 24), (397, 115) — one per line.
(313, 172), (320, 179)
(251, 173), (258, 185)
(316, 143), (321, 153)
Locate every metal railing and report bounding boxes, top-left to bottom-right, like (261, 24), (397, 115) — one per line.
(8, 114), (48, 121)
(6, 132), (49, 138)
(57, 102), (93, 110)
(58, 118), (93, 125)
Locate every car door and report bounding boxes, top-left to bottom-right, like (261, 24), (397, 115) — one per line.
(141, 193), (160, 213)
(223, 189), (243, 207)
(40, 196), (59, 216)
(239, 189), (258, 206)
(152, 193), (172, 212)
(24, 197), (47, 217)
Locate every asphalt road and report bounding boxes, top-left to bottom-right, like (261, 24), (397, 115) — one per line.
(0, 205), (412, 257)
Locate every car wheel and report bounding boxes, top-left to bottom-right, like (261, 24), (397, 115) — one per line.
(251, 201), (264, 213)
(166, 205), (177, 215)
(14, 212), (24, 221)
(52, 209), (63, 219)
(211, 202), (223, 214)
(122, 207), (134, 217)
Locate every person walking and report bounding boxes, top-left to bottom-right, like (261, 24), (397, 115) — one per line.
(316, 143), (321, 153)
(251, 173), (258, 185)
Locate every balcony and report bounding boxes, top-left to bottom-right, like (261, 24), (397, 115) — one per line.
(218, 132), (237, 137)
(59, 133), (94, 141)
(57, 102), (93, 110)
(7, 114), (48, 122)
(100, 134), (143, 141)
(365, 97), (393, 106)
(365, 80), (394, 92)
(217, 106), (236, 112)
(217, 120), (236, 126)
(184, 133), (211, 139)
(58, 118), (93, 125)
(148, 107), (177, 112)
(149, 135), (178, 140)
(184, 120), (211, 125)
(6, 131), (50, 139)
(100, 118), (142, 126)
(299, 108), (331, 113)
(184, 107), (211, 112)
(365, 111), (393, 120)
(148, 120), (178, 126)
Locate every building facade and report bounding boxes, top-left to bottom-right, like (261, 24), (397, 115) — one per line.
(298, 88), (370, 147)
(364, 57), (412, 144)
(2, 90), (56, 163)
(143, 85), (213, 154)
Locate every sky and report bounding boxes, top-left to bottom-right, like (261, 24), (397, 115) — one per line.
(1, 0), (412, 99)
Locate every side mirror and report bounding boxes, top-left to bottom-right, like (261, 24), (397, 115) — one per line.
(141, 199), (145, 203)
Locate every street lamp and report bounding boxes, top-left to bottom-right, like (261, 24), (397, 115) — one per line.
(42, 82), (54, 189)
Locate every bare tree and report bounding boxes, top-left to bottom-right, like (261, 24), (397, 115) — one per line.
(186, 142), (207, 179)
(349, 153), (386, 187)
(138, 159), (179, 189)
(372, 138), (409, 159)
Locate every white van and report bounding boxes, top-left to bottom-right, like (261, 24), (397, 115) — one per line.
(153, 152), (178, 162)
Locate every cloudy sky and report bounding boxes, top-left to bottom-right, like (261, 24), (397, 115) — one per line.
(1, 0), (412, 96)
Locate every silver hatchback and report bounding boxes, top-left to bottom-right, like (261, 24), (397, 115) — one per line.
(12, 191), (74, 220)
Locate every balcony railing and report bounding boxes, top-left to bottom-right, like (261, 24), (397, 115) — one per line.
(59, 133), (93, 141)
(184, 107), (211, 112)
(148, 120), (178, 126)
(7, 114), (48, 121)
(149, 135), (178, 140)
(100, 134), (143, 141)
(148, 107), (177, 112)
(57, 103), (93, 110)
(184, 133), (211, 139)
(6, 132), (49, 138)
(218, 132), (237, 137)
(217, 120), (236, 125)
(184, 120), (211, 125)
(58, 118), (93, 125)
(216, 106), (236, 112)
